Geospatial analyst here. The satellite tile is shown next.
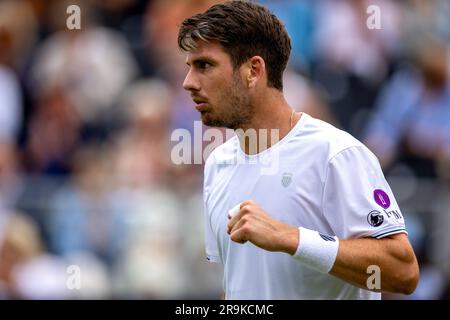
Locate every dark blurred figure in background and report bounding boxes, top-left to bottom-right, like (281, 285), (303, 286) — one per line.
(312, 0), (402, 137)
(0, 212), (69, 299)
(364, 37), (450, 177)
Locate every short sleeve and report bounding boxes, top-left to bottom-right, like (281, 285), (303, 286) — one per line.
(203, 162), (221, 264)
(322, 146), (407, 239)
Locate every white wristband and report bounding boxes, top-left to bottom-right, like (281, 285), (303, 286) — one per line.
(293, 227), (339, 274)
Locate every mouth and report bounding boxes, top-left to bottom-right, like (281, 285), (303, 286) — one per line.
(193, 98), (209, 112)
(195, 103), (209, 112)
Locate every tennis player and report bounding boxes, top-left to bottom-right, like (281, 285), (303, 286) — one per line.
(178, 0), (419, 299)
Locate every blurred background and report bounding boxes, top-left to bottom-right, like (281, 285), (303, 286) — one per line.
(0, 0), (449, 299)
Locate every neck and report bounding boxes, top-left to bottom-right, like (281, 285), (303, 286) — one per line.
(235, 89), (301, 155)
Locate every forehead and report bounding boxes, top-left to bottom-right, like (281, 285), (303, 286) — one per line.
(185, 40), (231, 64)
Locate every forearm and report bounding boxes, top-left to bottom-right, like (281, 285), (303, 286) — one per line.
(328, 234), (419, 294)
(281, 227), (419, 294)
(226, 201), (419, 295)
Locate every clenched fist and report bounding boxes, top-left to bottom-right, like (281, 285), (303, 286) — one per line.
(227, 200), (299, 255)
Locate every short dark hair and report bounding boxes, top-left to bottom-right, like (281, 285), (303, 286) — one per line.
(177, 0), (291, 91)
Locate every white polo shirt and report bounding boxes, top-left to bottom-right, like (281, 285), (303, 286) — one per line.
(203, 113), (407, 300)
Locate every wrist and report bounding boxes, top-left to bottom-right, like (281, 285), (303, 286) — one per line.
(293, 227), (339, 273)
(279, 224), (299, 255)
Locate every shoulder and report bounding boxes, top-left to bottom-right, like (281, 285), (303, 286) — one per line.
(299, 116), (381, 181)
(298, 114), (369, 162)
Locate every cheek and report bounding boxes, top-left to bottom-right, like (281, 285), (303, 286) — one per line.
(208, 80), (228, 101)
(206, 71), (240, 105)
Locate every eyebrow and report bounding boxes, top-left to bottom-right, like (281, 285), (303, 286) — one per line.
(186, 56), (217, 66)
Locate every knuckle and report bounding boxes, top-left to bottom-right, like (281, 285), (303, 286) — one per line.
(242, 205), (251, 214)
(230, 233), (241, 242)
(242, 200), (254, 208)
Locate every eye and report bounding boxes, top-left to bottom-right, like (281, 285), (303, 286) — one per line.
(196, 61), (212, 71)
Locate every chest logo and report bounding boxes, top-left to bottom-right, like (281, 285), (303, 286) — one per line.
(281, 172), (293, 187)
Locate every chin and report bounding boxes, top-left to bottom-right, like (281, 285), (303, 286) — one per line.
(200, 113), (214, 127)
(201, 115), (224, 128)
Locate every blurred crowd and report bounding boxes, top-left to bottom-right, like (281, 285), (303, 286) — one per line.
(0, 0), (449, 299)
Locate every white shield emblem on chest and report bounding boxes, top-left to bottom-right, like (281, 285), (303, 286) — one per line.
(281, 172), (293, 187)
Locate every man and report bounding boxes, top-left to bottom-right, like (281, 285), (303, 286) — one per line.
(178, 0), (419, 299)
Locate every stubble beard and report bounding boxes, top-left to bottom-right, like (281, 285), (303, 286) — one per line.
(201, 74), (254, 130)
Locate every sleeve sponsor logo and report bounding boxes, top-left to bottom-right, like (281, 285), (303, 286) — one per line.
(366, 208), (404, 227)
(384, 209), (403, 221)
(367, 210), (384, 227)
(374, 189), (390, 209)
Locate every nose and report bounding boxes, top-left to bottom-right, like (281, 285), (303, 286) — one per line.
(183, 69), (200, 92)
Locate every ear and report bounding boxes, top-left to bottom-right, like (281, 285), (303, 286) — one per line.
(244, 56), (266, 89)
